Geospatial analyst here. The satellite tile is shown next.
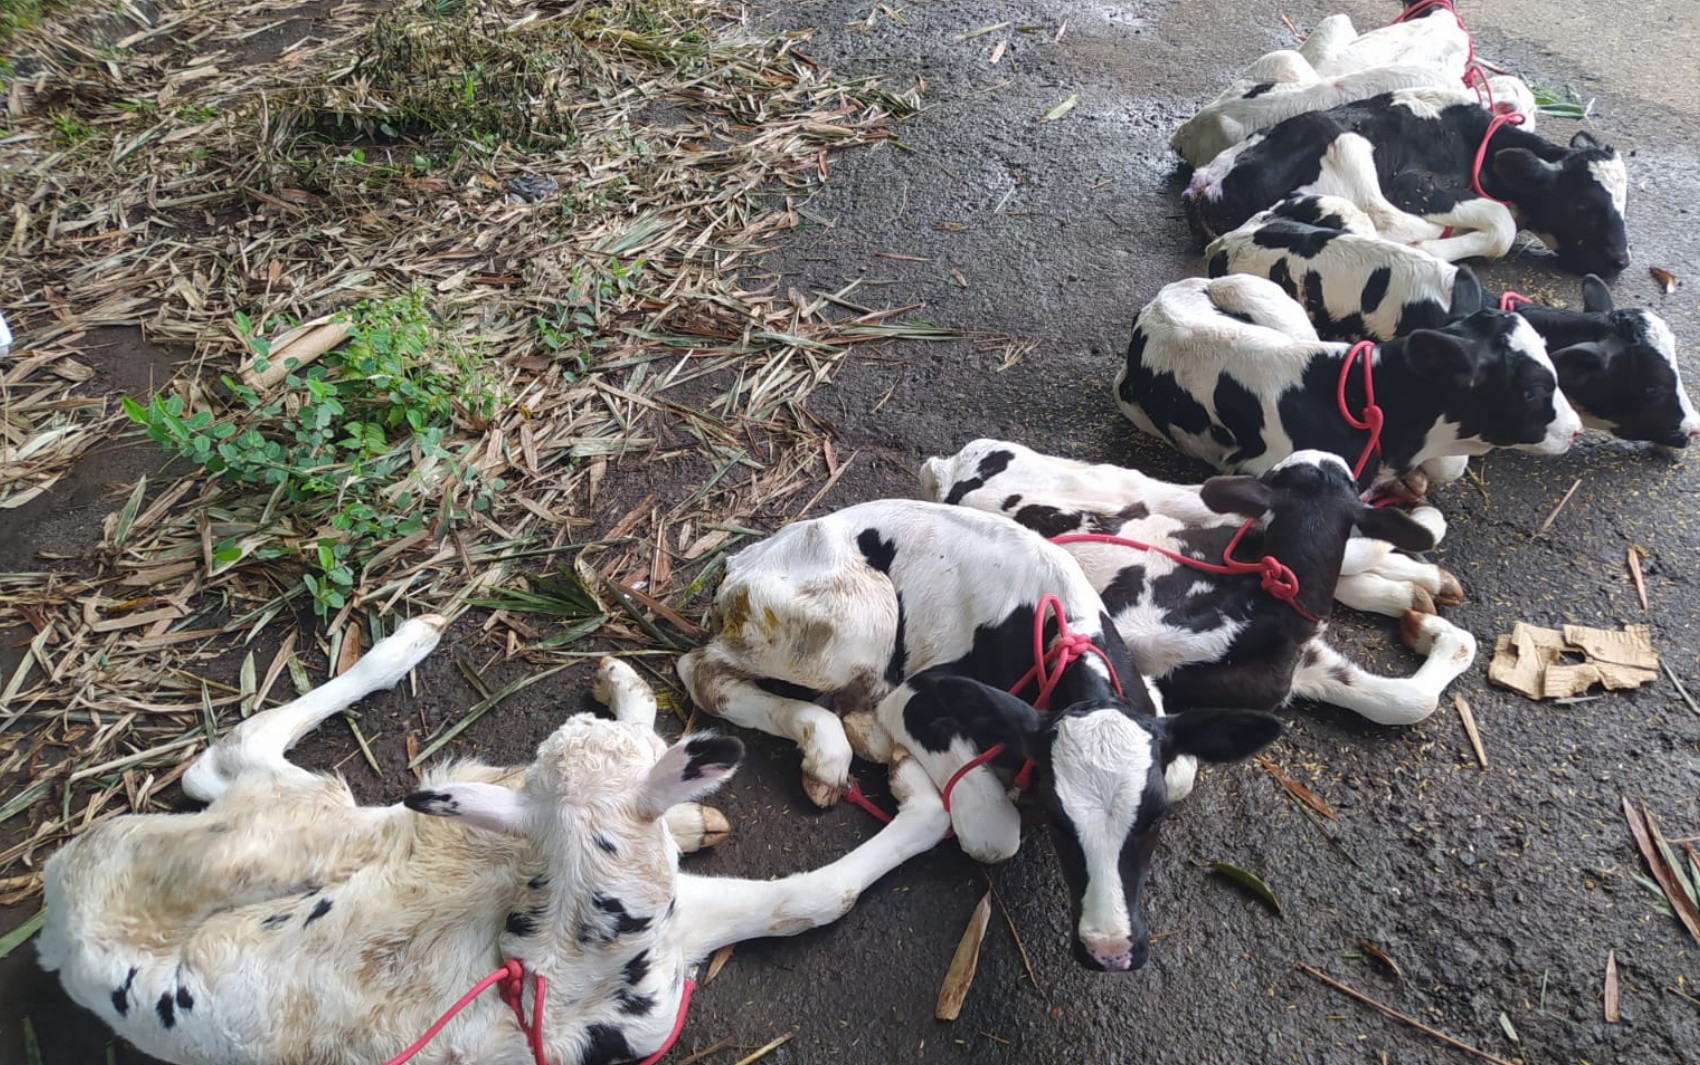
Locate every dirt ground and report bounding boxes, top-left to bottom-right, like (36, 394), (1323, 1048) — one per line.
(5, 0), (1700, 1063)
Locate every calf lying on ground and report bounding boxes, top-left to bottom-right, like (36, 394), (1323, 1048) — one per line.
(1184, 90), (1631, 277)
(679, 500), (1281, 971)
(1207, 195), (1700, 447)
(1116, 274), (1582, 492)
(921, 441), (1477, 726)
(41, 617), (948, 1065)
(1300, 4), (1467, 79)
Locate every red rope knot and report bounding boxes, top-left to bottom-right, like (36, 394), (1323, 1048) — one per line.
(1337, 341), (1385, 482)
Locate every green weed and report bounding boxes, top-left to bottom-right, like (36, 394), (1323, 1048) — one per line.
(123, 291), (507, 617)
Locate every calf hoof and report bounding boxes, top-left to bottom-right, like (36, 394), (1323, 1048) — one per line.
(1399, 610), (1458, 653)
(699, 806), (731, 848)
(802, 775), (842, 809)
(1410, 585), (1437, 616)
(1435, 568), (1465, 606)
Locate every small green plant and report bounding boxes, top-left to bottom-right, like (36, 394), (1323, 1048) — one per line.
(123, 291), (505, 617)
(49, 114), (92, 145)
(532, 257), (645, 375)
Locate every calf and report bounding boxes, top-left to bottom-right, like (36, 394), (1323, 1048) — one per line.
(1184, 90), (1631, 277)
(678, 500), (1281, 971)
(41, 618), (948, 1065)
(1208, 196), (1700, 447)
(1116, 274), (1582, 491)
(921, 441), (1478, 727)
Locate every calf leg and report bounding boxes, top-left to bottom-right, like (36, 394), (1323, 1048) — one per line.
(1297, 13), (1357, 68)
(673, 749), (950, 959)
(876, 682), (1022, 864)
(1289, 617), (1476, 725)
(1412, 199), (1517, 263)
(677, 647), (855, 808)
(1310, 134), (1447, 244)
(182, 615), (446, 803)
(592, 656), (657, 728)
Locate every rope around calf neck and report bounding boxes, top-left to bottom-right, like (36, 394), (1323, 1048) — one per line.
(1336, 340), (1386, 482)
(379, 960), (696, 1065)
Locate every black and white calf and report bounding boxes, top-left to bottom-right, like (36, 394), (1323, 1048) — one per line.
(41, 619), (948, 1065)
(678, 500), (1281, 971)
(1208, 195), (1700, 447)
(1115, 274), (1582, 491)
(1183, 90), (1631, 277)
(920, 440), (1478, 726)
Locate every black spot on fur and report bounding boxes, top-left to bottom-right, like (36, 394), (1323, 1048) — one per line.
(1360, 266), (1392, 314)
(753, 676), (820, 702)
(506, 911), (539, 937)
(1301, 645), (1322, 667)
(615, 988), (657, 1016)
(1001, 493), (1022, 510)
(403, 790), (456, 814)
(156, 991), (176, 1029)
(304, 897), (333, 925)
(679, 735), (742, 782)
(944, 450), (1014, 505)
(1217, 305), (1257, 325)
(1120, 329), (1213, 438)
(623, 950), (651, 986)
(581, 1023), (633, 1065)
(1242, 81), (1277, 99)
(855, 529), (897, 574)
(1269, 258), (1296, 297)
(261, 913), (290, 929)
(885, 593), (909, 685)
(1012, 504), (1086, 539)
(593, 893), (654, 936)
(112, 967), (137, 1016)
(1250, 217), (1339, 258)
(175, 986), (194, 1012)
(1206, 249), (1229, 278)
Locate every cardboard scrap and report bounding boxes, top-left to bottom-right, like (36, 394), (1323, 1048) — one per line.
(1488, 622), (1659, 699)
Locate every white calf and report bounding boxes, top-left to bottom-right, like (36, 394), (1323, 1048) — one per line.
(40, 617), (948, 1065)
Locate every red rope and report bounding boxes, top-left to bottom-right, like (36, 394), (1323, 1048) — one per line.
(380, 962), (694, 1065)
(1498, 290), (1532, 312)
(938, 595), (1125, 813)
(1052, 526), (1320, 624)
(381, 960), (548, 1065)
(1468, 110), (1527, 205)
(1334, 341), (1385, 482)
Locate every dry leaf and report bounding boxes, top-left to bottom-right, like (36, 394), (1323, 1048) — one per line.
(1356, 939), (1404, 981)
(1254, 756), (1336, 818)
(704, 943), (734, 984)
(1650, 266), (1679, 294)
(935, 892), (993, 1021)
(1454, 695), (1487, 769)
(1209, 862), (1282, 915)
(1604, 950), (1620, 1023)
(1627, 546), (1648, 611)
(1038, 94), (1079, 122)
(1622, 797), (1700, 943)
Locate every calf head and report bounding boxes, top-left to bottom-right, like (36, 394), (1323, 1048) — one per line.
(1394, 309), (1581, 456)
(922, 675), (1280, 972)
(1199, 451), (1438, 614)
(407, 716), (742, 956)
(1548, 276), (1700, 447)
(1492, 132), (1629, 277)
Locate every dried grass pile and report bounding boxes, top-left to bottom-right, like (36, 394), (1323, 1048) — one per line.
(0, 0), (941, 904)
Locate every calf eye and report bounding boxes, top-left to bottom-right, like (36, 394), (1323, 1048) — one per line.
(1643, 384), (1663, 399)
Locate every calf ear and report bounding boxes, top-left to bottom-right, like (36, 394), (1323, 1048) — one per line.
(1159, 709), (1282, 764)
(1581, 274), (1614, 313)
(1404, 329), (1485, 387)
(1448, 266), (1488, 317)
(1352, 505), (1438, 553)
(1491, 148), (1556, 195)
(1551, 341), (1611, 381)
(913, 674), (1044, 751)
(636, 734), (744, 820)
(1199, 475), (1273, 518)
(406, 783), (529, 835)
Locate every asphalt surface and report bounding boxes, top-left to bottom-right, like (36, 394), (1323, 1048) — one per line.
(6, 1), (1700, 1063)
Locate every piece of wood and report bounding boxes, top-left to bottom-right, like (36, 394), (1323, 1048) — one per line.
(935, 892), (993, 1021)
(1627, 547), (1648, 611)
(1454, 695), (1487, 769)
(1298, 965), (1519, 1065)
(239, 317), (351, 391)
(1604, 950), (1620, 1023)
(1536, 477), (1582, 537)
(1255, 755), (1337, 818)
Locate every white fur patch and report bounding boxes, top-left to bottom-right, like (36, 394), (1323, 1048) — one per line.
(1051, 712), (1154, 945)
(1589, 156), (1628, 215)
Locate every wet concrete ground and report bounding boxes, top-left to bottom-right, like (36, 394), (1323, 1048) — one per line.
(5, 0), (1700, 1063)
